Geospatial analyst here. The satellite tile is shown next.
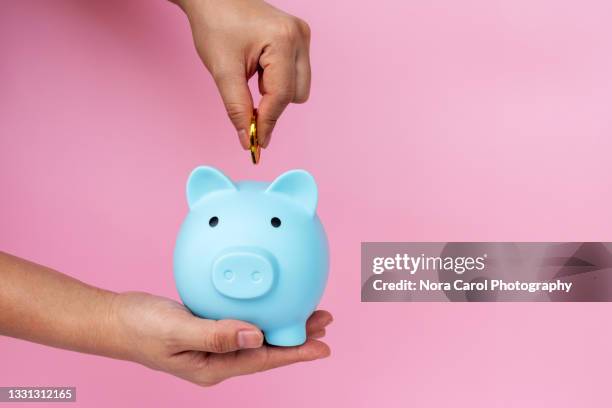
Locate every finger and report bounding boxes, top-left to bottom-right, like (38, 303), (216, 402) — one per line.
(213, 69), (253, 150)
(174, 318), (264, 353)
(257, 50), (296, 148)
(309, 329), (326, 339)
(255, 339), (330, 371)
(306, 310), (333, 334)
(205, 339), (330, 381)
(293, 47), (311, 104)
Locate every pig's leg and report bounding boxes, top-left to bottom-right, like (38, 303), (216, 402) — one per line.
(264, 322), (307, 347)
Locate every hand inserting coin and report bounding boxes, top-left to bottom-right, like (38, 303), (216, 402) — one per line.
(249, 109), (261, 165)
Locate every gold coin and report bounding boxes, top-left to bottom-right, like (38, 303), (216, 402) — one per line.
(249, 109), (260, 165)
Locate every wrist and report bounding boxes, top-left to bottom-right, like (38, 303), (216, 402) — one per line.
(99, 291), (138, 363)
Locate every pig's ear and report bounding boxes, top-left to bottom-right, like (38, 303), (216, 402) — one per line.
(265, 170), (318, 216)
(186, 166), (236, 209)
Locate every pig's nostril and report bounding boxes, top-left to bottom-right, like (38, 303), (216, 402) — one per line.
(224, 270), (234, 281)
(251, 271), (262, 282)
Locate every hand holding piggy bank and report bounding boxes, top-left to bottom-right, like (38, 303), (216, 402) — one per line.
(174, 166), (329, 346)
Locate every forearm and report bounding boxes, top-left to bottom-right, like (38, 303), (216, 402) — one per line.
(0, 252), (126, 360)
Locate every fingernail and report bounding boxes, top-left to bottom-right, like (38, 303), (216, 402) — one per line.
(237, 330), (263, 349)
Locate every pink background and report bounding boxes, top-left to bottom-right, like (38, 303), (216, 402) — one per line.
(2, 0), (612, 406)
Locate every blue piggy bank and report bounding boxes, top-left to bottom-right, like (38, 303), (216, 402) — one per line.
(174, 166), (329, 346)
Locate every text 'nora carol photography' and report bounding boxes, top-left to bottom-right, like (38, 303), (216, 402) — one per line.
(361, 242), (612, 302)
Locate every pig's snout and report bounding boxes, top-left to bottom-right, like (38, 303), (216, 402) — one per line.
(211, 249), (276, 299)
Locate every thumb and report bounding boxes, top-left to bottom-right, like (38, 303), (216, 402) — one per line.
(177, 318), (264, 353)
(213, 70), (254, 150)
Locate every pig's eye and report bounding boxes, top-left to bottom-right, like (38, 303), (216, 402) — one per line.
(209, 216), (219, 227)
(270, 217), (281, 228)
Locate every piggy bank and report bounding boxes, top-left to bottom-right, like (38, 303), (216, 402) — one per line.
(173, 166), (329, 346)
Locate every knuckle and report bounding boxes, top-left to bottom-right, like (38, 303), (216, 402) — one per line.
(224, 102), (249, 123)
(296, 19), (311, 39)
(161, 330), (180, 351)
(260, 114), (279, 128)
(208, 328), (233, 352)
(254, 348), (273, 373)
(272, 18), (301, 42)
(157, 326), (183, 353)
